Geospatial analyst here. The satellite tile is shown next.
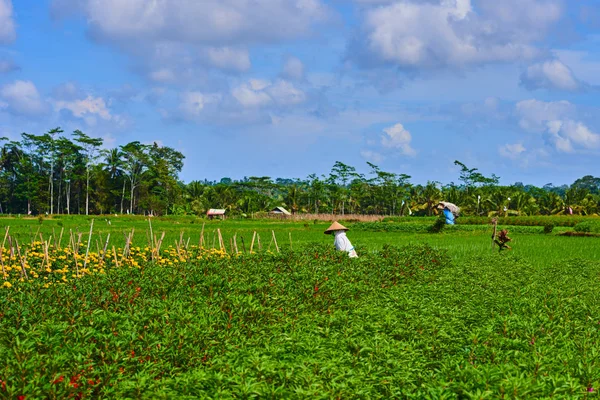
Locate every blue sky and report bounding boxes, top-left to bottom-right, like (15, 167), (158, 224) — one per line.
(1, 0), (599, 186)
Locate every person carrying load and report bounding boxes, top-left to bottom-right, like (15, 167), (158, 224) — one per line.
(324, 221), (358, 258)
(436, 202), (460, 225)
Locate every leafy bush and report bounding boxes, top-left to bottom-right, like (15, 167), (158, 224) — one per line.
(1, 245), (599, 397)
(573, 221), (600, 233)
(543, 223), (554, 234)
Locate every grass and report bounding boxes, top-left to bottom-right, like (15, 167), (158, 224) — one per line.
(0, 215), (597, 268)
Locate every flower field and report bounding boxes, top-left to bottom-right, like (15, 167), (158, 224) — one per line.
(1, 217), (600, 398)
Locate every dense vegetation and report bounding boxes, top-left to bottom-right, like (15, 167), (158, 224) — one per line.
(1, 241), (599, 398)
(1, 130), (599, 217)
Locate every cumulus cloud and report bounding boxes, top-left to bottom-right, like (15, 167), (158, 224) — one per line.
(52, 0), (330, 46)
(0, 0), (16, 44)
(515, 99), (574, 132)
(54, 96), (112, 120)
(232, 79), (306, 108)
(381, 123), (416, 156)
(350, 0), (562, 70)
(282, 56), (305, 81)
(51, 0), (330, 79)
(520, 60), (584, 91)
(0, 80), (48, 116)
(499, 143), (526, 159)
(515, 99), (600, 153)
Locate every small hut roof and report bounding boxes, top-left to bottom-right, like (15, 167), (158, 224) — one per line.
(207, 209), (226, 215)
(271, 206), (291, 215)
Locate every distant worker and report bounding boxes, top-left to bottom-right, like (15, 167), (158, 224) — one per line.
(324, 221), (358, 258)
(437, 202), (460, 225)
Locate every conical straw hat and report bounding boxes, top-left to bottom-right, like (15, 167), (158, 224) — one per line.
(324, 221), (349, 234)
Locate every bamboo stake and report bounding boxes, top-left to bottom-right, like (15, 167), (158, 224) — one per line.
(83, 219), (94, 270)
(8, 236), (14, 259)
(148, 218), (154, 256)
(58, 227), (64, 249)
(240, 236), (246, 254)
(199, 223), (205, 248)
(174, 240), (183, 260)
(14, 239), (28, 280)
(272, 231), (280, 252)
(233, 234), (238, 254)
(43, 240), (50, 269)
(0, 254), (5, 279)
(33, 226), (41, 244)
(52, 228), (57, 248)
(2, 226), (9, 250)
(217, 229), (225, 252)
(156, 232), (166, 258)
(100, 234), (110, 265)
(0, 244), (5, 279)
(68, 229), (74, 251)
(257, 233), (262, 251)
(250, 231), (256, 253)
(230, 237), (234, 254)
(112, 245), (119, 268)
(96, 240), (101, 264)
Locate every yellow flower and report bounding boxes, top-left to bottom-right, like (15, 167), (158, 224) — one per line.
(3, 281), (12, 288)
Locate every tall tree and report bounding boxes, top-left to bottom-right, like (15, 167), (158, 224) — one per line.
(73, 130), (103, 215)
(120, 142), (149, 214)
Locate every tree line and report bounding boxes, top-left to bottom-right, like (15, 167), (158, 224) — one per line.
(1, 129), (599, 217)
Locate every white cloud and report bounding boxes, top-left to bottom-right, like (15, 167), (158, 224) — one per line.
(351, 0), (561, 70)
(53, 0), (330, 45)
(499, 143), (526, 159)
(206, 47), (251, 72)
(282, 56), (305, 80)
(179, 91), (221, 118)
(0, 0), (16, 44)
(520, 60), (583, 91)
(232, 83), (272, 108)
(267, 80), (307, 106)
(515, 99), (600, 153)
(515, 99), (574, 132)
(54, 96), (113, 120)
(381, 123), (416, 156)
(51, 0), (331, 82)
(0, 80), (48, 116)
(232, 79), (306, 108)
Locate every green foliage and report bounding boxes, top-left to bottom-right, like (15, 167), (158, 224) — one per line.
(574, 221), (600, 233)
(1, 244), (599, 397)
(428, 215), (446, 233)
(543, 223), (554, 234)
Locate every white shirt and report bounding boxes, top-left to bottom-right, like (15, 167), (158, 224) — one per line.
(333, 231), (358, 257)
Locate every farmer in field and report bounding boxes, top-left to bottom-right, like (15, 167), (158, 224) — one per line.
(437, 202), (460, 225)
(325, 221), (358, 258)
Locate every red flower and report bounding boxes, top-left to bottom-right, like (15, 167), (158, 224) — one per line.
(131, 350), (135, 357)
(53, 376), (64, 384)
(18, 396), (25, 400)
